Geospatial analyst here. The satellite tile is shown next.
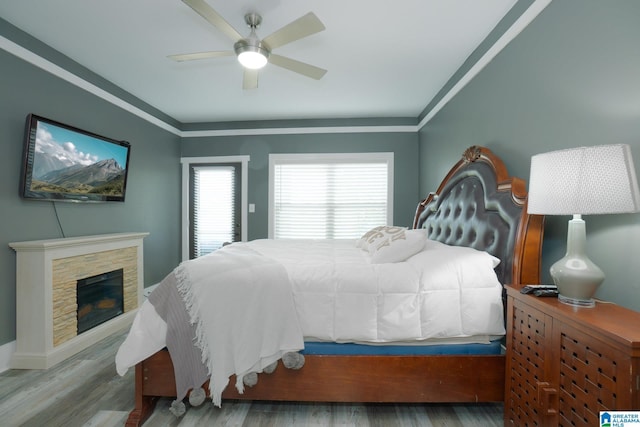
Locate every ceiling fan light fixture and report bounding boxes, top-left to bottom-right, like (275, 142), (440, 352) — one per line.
(176, 4), (327, 88)
(237, 49), (268, 69)
(234, 30), (270, 70)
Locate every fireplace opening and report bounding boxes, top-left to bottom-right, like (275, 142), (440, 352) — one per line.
(77, 268), (124, 334)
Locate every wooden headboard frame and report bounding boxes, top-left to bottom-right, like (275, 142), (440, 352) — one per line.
(413, 146), (544, 286)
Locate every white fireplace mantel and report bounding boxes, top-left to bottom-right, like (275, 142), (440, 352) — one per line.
(9, 232), (148, 369)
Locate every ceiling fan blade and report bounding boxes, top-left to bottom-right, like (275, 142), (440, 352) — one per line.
(182, 0), (243, 41)
(243, 69), (259, 90)
(269, 54), (327, 80)
(168, 51), (234, 62)
(262, 12), (325, 50)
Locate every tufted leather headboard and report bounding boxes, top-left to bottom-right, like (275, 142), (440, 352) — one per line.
(413, 146), (544, 286)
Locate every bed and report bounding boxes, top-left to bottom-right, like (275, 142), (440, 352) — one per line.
(120, 145), (544, 426)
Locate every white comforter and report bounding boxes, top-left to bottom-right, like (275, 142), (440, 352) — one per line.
(116, 238), (505, 379)
(248, 238), (506, 341)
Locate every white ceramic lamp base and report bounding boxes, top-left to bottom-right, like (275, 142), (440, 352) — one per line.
(550, 215), (604, 308)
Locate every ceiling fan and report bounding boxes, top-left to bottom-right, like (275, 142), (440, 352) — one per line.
(169, 0), (327, 90)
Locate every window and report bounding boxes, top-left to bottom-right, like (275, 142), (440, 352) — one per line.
(181, 156), (249, 260)
(269, 153), (393, 239)
(191, 166), (236, 257)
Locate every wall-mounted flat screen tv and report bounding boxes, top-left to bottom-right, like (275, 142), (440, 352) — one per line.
(20, 114), (131, 203)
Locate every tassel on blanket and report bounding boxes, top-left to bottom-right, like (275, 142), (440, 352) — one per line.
(264, 360), (278, 374)
(169, 389), (205, 418)
(189, 387), (206, 406)
(242, 372), (258, 387)
(242, 359), (277, 388)
(282, 352), (305, 369)
(169, 400), (186, 417)
(169, 352), (305, 417)
(241, 353), (303, 389)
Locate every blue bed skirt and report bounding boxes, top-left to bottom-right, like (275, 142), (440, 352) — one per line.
(301, 338), (504, 356)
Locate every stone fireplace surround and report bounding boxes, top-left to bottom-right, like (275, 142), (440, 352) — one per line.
(9, 232), (148, 369)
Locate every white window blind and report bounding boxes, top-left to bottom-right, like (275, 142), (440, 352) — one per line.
(271, 154), (392, 239)
(192, 166), (235, 257)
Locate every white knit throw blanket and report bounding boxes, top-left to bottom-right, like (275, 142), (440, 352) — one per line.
(175, 244), (304, 406)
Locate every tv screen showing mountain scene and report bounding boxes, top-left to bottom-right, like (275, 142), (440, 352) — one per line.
(20, 115), (131, 202)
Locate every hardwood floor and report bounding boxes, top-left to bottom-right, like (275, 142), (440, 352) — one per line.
(0, 329), (504, 426)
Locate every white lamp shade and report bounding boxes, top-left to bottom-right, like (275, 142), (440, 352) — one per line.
(528, 144), (640, 215)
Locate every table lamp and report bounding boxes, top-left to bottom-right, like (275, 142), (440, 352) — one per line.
(527, 144), (640, 307)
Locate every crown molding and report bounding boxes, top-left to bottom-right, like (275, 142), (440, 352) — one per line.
(2, 0), (551, 138)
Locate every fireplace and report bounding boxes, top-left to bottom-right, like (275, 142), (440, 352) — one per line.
(9, 232), (148, 369)
(77, 269), (124, 334)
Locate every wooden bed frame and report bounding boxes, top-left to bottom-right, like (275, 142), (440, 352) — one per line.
(125, 146), (544, 426)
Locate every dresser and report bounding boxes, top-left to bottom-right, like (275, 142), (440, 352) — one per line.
(504, 285), (640, 427)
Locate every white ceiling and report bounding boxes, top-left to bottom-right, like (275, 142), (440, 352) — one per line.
(0, 0), (527, 125)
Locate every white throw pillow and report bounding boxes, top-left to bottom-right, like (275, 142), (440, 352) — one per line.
(356, 225), (386, 249)
(357, 225), (407, 252)
(368, 228), (428, 264)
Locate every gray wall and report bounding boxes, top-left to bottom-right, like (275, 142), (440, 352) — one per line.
(419, 0), (640, 311)
(181, 132), (420, 240)
(0, 49), (182, 346)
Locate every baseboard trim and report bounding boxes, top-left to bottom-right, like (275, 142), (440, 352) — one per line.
(11, 310), (136, 370)
(0, 340), (16, 374)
